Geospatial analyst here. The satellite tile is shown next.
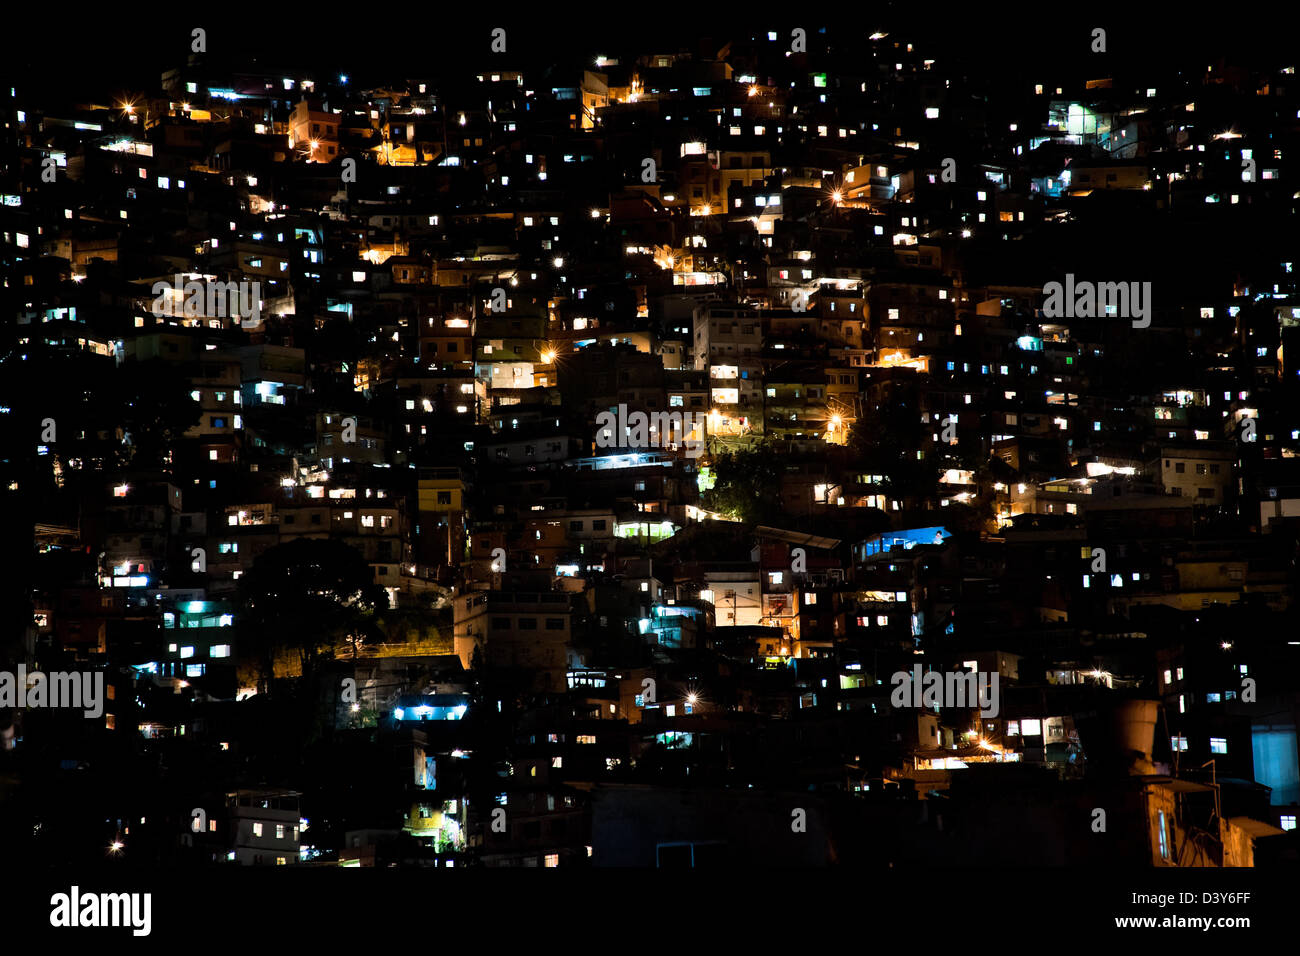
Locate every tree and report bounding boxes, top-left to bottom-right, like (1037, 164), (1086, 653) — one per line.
(113, 359), (202, 470)
(700, 442), (783, 525)
(237, 538), (389, 688)
(848, 382), (938, 501)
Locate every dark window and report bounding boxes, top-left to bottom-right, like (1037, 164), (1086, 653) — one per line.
(657, 844), (692, 868)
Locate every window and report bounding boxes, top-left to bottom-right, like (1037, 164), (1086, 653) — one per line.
(1281, 816), (1297, 832)
(253, 823), (263, 837)
(545, 619), (564, 630)
(276, 824), (286, 839)
(1210, 737), (1228, 754)
(518, 618), (538, 630)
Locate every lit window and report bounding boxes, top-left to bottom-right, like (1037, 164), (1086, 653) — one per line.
(253, 822), (263, 837)
(1210, 738), (1228, 754)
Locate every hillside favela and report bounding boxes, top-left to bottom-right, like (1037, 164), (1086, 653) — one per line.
(2, 17), (1297, 928)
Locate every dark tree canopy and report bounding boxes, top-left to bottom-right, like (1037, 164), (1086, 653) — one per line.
(237, 537), (390, 682)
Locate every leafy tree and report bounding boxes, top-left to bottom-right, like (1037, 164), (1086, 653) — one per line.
(848, 382), (937, 501)
(237, 537), (389, 688)
(114, 359), (203, 469)
(700, 443), (783, 524)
